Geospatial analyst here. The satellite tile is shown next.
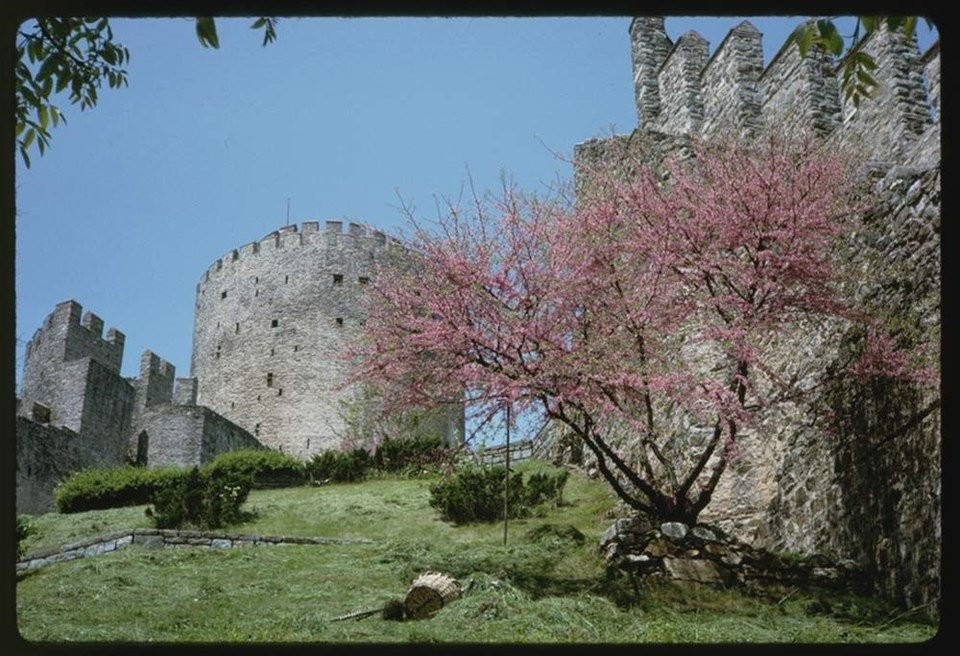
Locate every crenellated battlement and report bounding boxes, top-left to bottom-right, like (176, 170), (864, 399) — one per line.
(627, 17), (939, 164)
(24, 299), (126, 374)
(196, 220), (401, 289)
(137, 350), (175, 408)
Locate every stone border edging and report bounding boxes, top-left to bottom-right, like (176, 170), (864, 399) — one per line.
(17, 528), (375, 573)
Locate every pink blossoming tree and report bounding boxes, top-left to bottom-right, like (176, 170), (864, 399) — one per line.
(351, 137), (934, 524)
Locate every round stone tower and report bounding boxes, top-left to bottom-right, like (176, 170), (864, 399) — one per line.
(191, 220), (449, 459)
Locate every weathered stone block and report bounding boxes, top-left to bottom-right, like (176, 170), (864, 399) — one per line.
(662, 557), (726, 584)
(691, 526), (718, 542)
(133, 534), (163, 549)
(660, 522), (689, 539)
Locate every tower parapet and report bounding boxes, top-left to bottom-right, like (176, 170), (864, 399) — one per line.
(629, 17), (673, 127)
(623, 18), (938, 165)
(24, 300), (126, 376)
(173, 377), (198, 406)
(700, 21), (764, 140)
(137, 350), (176, 408)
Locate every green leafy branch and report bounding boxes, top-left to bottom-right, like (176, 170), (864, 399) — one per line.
(15, 16), (278, 168)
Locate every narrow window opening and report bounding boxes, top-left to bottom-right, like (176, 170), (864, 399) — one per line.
(307, 438), (310, 449)
(294, 345), (299, 352)
(235, 322), (240, 334)
(270, 347), (275, 356)
(266, 373), (274, 387)
(217, 321), (220, 329)
(255, 289), (259, 297)
(335, 317), (344, 327)
(255, 423), (260, 436)
(255, 276), (259, 284)
(278, 388), (283, 397)
(221, 290), (227, 299)
(333, 274), (343, 285)
(358, 276), (370, 285)
(230, 401), (235, 409)
(257, 394), (261, 401)
(271, 318), (279, 328)
(285, 274), (289, 284)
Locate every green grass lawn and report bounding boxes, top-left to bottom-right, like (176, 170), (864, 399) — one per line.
(16, 461), (938, 644)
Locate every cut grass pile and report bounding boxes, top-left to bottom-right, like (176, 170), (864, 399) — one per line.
(16, 461), (938, 643)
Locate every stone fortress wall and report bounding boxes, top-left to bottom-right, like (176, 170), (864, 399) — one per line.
(16, 301), (262, 514)
(569, 18), (940, 613)
(191, 221), (464, 459)
(14, 16), (939, 614)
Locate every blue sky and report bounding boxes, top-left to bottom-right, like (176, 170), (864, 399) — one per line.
(14, 16), (939, 396)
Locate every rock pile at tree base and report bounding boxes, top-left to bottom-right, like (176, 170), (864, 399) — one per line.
(601, 516), (866, 592)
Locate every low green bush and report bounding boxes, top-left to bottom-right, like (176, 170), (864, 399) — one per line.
(374, 435), (449, 473)
(525, 469), (569, 507)
(54, 466), (184, 513)
(204, 449), (306, 488)
(428, 465), (569, 524)
(306, 448), (372, 483)
(146, 467), (252, 529)
(17, 516), (35, 559)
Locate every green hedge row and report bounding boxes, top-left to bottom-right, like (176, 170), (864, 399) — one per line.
(54, 437), (454, 514)
(202, 449), (306, 488)
(54, 466), (185, 513)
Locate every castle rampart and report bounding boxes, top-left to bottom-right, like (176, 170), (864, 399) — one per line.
(19, 300), (133, 442)
(570, 17), (941, 615)
(17, 301), (266, 512)
(621, 18), (938, 164)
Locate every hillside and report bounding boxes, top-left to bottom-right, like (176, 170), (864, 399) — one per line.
(16, 462), (936, 643)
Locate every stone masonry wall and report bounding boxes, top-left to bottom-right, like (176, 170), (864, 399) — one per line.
(79, 358), (134, 461)
(699, 21), (763, 140)
(17, 301), (268, 512)
(626, 18), (936, 166)
(19, 300), (127, 432)
(16, 417), (86, 514)
(199, 408), (265, 464)
(570, 17), (940, 613)
(757, 166), (941, 612)
(138, 405), (263, 469)
(192, 221), (462, 459)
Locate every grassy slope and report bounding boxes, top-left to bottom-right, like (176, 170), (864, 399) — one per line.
(16, 462), (937, 643)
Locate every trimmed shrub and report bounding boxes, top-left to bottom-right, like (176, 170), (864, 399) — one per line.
(374, 435), (448, 473)
(429, 465), (569, 524)
(306, 448), (372, 483)
(204, 449), (306, 489)
(54, 466), (184, 513)
(146, 467), (252, 529)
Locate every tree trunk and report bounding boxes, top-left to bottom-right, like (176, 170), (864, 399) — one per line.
(403, 571), (461, 619)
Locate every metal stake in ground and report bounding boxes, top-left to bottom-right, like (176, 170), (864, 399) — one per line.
(503, 404), (511, 546)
